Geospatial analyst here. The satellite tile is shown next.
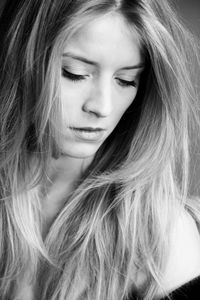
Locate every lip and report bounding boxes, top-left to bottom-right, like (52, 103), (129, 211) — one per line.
(71, 127), (105, 131)
(69, 127), (106, 142)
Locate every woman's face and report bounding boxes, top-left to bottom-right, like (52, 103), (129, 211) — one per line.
(58, 12), (143, 159)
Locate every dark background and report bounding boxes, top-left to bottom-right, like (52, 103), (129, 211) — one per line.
(0, 0), (200, 195)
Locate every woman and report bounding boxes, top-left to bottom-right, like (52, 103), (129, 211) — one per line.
(0, 0), (199, 299)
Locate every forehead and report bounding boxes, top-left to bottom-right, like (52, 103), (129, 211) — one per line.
(63, 12), (142, 69)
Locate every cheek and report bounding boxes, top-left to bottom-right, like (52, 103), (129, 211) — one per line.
(60, 80), (84, 110)
(114, 91), (137, 120)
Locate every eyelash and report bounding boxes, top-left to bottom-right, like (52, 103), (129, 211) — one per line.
(62, 68), (86, 82)
(62, 68), (137, 88)
(116, 78), (137, 88)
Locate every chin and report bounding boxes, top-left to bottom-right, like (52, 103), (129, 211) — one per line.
(60, 142), (100, 159)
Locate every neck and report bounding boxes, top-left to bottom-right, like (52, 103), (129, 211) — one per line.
(41, 154), (94, 236)
(48, 154), (94, 184)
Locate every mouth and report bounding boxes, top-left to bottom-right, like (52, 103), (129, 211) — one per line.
(71, 127), (105, 131)
(69, 127), (106, 141)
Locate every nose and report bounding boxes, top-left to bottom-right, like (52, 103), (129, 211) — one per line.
(82, 79), (113, 118)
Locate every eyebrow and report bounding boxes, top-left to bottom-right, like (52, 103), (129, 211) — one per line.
(62, 52), (145, 70)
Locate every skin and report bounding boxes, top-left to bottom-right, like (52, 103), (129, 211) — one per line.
(43, 12), (143, 230)
(58, 13), (143, 160)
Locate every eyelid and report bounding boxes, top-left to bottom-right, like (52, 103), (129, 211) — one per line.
(116, 78), (137, 88)
(115, 77), (137, 88)
(62, 67), (138, 87)
(62, 68), (88, 83)
(62, 67), (88, 76)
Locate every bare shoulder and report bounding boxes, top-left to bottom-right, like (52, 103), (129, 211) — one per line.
(162, 208), (200, 292)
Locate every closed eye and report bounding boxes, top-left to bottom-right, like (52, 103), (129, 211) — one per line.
(62, 68), (87, 82)
(116, 78), (137, 88)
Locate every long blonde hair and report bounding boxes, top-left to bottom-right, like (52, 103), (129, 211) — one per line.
(0, 0), (199, 299)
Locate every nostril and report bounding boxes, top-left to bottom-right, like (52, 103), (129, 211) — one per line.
(82, 105), (107, 118)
